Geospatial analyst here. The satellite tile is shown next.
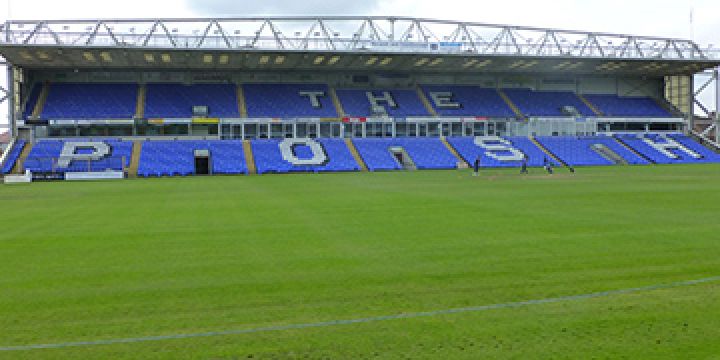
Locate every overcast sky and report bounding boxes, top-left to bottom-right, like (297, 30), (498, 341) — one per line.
(1, 0), (719, 128)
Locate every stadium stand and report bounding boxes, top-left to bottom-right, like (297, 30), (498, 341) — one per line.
(138, 140), (247, 177)
(503, 89), (595, 117)
(352, 138), (457, 171)
(535, 136), (651, 166)
(144, 83), (240, 118)
(1, 140), (27, 174)
(40, 83), (138, 119)
(614, 133), (719, 164)
(243, 83), (339, 118)
(335, 89), (429, 117)
(251, 138), (359, 174)
(583, 94), (671, 117)
(447, 136), (557, 168)
(24, 139), (133, 172)
(420, 85), (516, 117)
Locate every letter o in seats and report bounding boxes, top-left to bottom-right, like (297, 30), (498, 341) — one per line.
(279, 138), (328, 166)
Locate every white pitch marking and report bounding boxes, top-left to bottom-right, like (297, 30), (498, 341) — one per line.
(1, 275), (719, 352)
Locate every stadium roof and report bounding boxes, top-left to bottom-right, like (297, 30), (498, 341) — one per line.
(1, 16), (719, 76)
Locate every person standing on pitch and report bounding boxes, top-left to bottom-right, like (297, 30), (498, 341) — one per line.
(543, 157), (554, 174)
(473, 155), (481, 176)
(520, 154), (529, 174)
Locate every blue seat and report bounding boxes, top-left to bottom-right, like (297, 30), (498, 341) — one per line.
(503, 89), (595, 117)
(616, 133), (720, 164)
(536, 136), (650, 166)
(244, 84), (338, 118)
(251, 138), (360, 174)
(420, 85), (515, 117)
(352, 138), (457, 171)
(447, 136), (557, 168)
(145, 83), (239, 118)
(1, 140), (27, 174)
(24, 139), (133, 173)
(335, 89), (429, 117)
(584, 95), (671, 117)
(137, 140), (247, 177)
(41, 83), (137, 119)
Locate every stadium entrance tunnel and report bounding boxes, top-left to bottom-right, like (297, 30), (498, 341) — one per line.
(389, 147), (417, 170)
(591, 144), (627, 165)
(194, 149), (211, 175)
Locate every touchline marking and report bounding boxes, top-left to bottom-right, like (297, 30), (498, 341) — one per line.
(2, 275), (719, 352)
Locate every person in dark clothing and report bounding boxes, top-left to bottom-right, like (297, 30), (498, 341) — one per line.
(473, 156), (481, 176)
(520, 154), (529, 174)
(543, 157), (554, 174)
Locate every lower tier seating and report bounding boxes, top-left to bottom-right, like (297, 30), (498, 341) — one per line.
(8, 135), (719, 178)
(24, 139), (132, 173)
(1, 140), (27, 174)
(447, 136), (556, 168)
(352, 138), (457, 171)
(536, 136), (650, 166)
(251, 138), (360, 174)
(138, 140), (247, 177)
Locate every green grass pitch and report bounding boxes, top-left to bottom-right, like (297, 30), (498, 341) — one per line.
(1, 165), (720, 359)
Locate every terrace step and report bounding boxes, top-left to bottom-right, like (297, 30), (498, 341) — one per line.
(416, 85), (438, 116)
(243, 140), (257, 174)
(237, 83), (248, 118)
(496, 89), (525, 119)
(135, 84), (146, 118)
(613, 136), (656, 164)
(329, 86), (346, 117)
(127, 140), (143, 178)
(530, 136), (571, 169)
(31, 82), (51, 119)
(440, 137), (468, 168)
(11, 141), (33, 174)
(345, 138), (368, 171)
(577, 94), (603, 116)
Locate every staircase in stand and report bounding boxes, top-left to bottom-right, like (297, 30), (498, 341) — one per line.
(11, 142), (33, 174)
(613, 136), (656, 164)
(497, 89), (525, 119)
(416, 85), (438, 116)
(243, 140), (257, 174)
(530, 136), (571, 169)
(127, 140), (143, 178)
(31, 82), (51, 118)
(344, 138), (368, 171)
(441, 137), (468, 168)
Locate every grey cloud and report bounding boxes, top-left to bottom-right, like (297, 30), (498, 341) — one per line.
(184, 0), (382, 16)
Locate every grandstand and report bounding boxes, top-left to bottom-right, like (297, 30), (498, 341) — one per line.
(1, 16), (720, 179)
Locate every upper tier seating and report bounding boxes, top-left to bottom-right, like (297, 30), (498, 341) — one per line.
(616, 133), (720, 164)
(536, 136), (650, 166)
(24, 139), (132, 172)
(251, 138), (359, 174)
(420, 85), (516, 117)
(40, 83), (138, 119)
(145, 83), (240, 118)
(352, 138), (457, 171)
(23, 84), (42, 119)
(583, 95), (671, 117)
(1, 140), (27, 174)
(335, 89), (429, 117)
(503, 89), (595, 117)
(138, 140), (247, 177)
(243, 84), (339, 118)
(446, 136), (557, 168)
